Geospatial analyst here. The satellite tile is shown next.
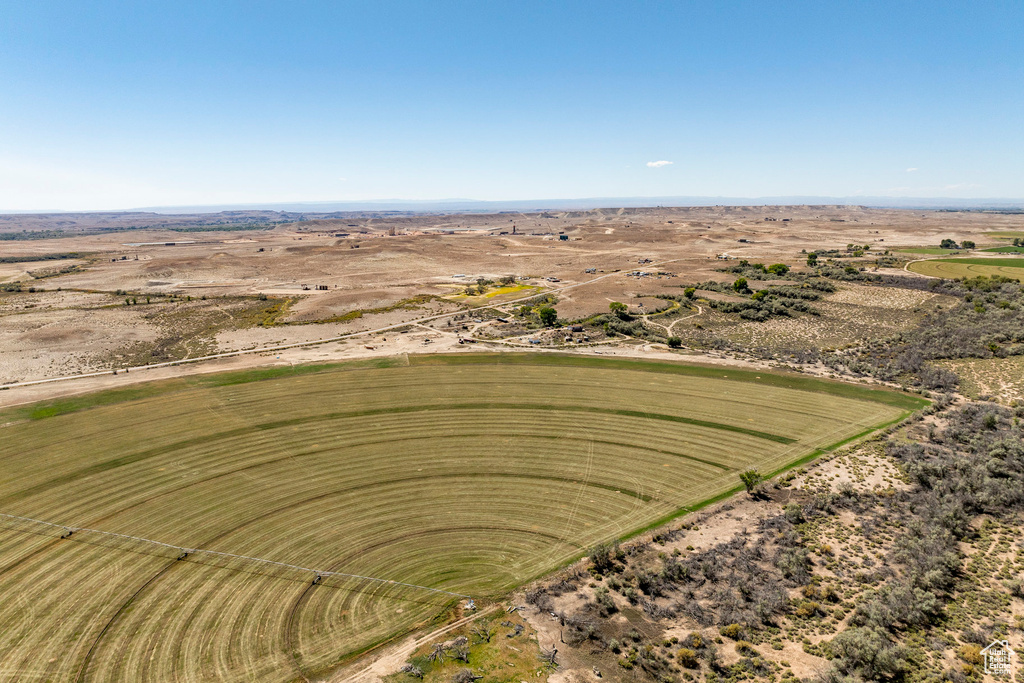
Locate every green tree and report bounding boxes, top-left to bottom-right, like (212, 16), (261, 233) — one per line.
(538, 306), (558, 326)
(732, 277), (749, 294)
(739, 469), (763, 495)
(766, 263), (789, 276)
(667, 336), (682, 348)
(961, 240), (975, 249)
(588, 543), (614, 572)
(940, 238), (959, 249)
(806, 252), (818, 266)
(683, 287), (696, 299)
(609, 301), (629, 319)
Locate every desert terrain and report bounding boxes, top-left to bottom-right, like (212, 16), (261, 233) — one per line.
(2, 205), (1021, 396)
(3, 205), (1024, 683)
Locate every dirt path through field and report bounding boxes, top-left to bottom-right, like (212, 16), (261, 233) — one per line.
(330, 605), (500, 683)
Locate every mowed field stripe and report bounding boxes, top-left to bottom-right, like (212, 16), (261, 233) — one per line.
(0, 405), (764, 506)
(0, 409), (765, 509)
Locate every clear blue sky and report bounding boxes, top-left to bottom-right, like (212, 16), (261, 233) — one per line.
(1, 1), (1022, 211)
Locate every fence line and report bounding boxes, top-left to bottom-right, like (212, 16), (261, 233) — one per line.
(0, 512), (471, 599)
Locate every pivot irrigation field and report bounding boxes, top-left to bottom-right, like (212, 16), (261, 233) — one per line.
(907, 256), (1024, 280)
(0, 354), (925, 682)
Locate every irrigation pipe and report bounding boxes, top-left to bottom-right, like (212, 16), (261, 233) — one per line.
(0, 512), (471, 599)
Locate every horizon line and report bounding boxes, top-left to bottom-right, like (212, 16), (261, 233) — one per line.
(4, 194), (1024, 216)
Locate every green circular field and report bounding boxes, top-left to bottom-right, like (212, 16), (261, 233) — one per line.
(907, 256), (1024, 280)
(0, 354), (922, 682)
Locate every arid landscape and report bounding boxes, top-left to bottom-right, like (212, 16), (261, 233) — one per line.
(2, 205), (1022, 391)
(3, 205), (1024, 683)
(5, 2), (1023, 681)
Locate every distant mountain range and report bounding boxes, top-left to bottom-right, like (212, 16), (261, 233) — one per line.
(3, 196), (1023, 216)
(126, 196), (1024, 214)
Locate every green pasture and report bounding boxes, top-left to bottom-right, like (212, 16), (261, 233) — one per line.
(907, 257), (1024, 280)
(982, 246), (1024, 253)
(896, 247), (963, 255)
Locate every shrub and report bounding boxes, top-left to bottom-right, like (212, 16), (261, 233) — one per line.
(831, 627), (910, 681)
(677, 648), (699, 668)
(784, 503), (804, 524)
(720, 623), (744, 640)
(593, 586), (617, 616)
(957, 644), (982, 666)
(794, 600), (824, 618)
(588, 543), (619, 573)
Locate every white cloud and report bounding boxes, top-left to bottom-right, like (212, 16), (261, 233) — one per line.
(905, 167), (918, 173)
(646, 160), (673, 168)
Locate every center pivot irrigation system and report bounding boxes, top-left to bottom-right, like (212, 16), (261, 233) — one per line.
(0, 512), (472, 599)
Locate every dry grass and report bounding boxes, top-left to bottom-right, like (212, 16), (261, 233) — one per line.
(940, 355), (1024, 403)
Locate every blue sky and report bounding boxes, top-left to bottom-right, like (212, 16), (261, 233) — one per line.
(1, 1), (1022, 210)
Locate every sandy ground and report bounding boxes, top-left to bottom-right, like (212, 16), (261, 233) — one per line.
(512, 443), (911, 683)
(0, 324), (776, 412)
(4, 205), (1020, 386)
